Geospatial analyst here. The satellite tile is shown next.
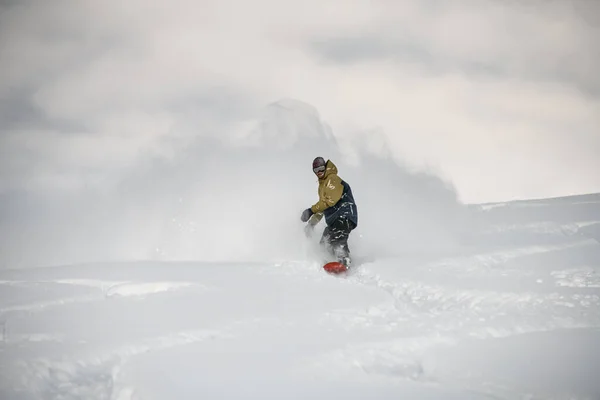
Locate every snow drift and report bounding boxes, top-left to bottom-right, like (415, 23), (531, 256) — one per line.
(0, 192), (599, 400)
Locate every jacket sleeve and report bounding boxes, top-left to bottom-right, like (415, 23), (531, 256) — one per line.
(311, 175), (343, 213)
(308, 212), (323, 226)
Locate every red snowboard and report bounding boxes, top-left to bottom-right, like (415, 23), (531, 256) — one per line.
(323, 261), (348, 275)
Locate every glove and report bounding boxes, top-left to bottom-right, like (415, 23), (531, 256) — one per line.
(300, 208), (314, 222)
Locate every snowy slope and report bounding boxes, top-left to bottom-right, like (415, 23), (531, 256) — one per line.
(1, 193), (599, 400)
(1, 100), (599, 399)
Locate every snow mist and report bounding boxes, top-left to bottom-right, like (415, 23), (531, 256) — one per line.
(0, 99), (466, 268)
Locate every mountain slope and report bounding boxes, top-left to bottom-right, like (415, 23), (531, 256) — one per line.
(1, 193), (599, 400)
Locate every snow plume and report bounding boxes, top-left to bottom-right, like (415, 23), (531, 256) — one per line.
(0, 99), (465, 268)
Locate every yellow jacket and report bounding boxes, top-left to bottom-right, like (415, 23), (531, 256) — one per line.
(308, 160), (344, 225)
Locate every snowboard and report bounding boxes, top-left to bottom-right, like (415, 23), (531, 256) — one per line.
(323, 261), (348, 275)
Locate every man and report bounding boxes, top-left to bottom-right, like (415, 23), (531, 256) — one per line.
(300, 156), (358, 267)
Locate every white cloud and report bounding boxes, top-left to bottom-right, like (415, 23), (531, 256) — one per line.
(0, 0), (598, 203)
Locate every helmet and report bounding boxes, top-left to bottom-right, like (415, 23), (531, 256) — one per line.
(312, 157), (326, 174)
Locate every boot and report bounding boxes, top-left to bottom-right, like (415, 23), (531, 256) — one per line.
(333, 245), (351, 268)
(339, 256), (351, 268)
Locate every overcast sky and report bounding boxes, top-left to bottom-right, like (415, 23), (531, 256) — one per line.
(1, 0), (599, 203)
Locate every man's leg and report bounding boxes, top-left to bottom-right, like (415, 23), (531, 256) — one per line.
(327, 218), (355, 266)
(319, 226), (335, 260)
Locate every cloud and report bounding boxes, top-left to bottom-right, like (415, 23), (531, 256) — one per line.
(304, 0), (600, 201)
(0, 0), (599, 205)
(310, 0), (600, 92)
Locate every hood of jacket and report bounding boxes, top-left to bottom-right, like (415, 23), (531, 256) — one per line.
(319, 160), (338, 181)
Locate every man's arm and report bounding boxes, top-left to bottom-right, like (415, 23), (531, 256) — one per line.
(308, 212), (323, 225)
(310, 175), (343, 213)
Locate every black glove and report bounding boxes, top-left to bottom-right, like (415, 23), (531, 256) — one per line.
(300, 208), (314, 222)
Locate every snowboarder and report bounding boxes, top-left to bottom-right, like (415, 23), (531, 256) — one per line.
(300, 156), (358, 267)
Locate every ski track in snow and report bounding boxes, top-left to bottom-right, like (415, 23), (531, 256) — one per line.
(304, 234), (600, 399)
(551, 267), (600, 288)
(0, 279), (219, 399)
(482, 220), (600, 235)
(0, 279), (205, 315)
(2, 254), (599, 400)
(8, 326), (241, 400)
(2, 256), (600, 400)
(325, 274), (600, 339)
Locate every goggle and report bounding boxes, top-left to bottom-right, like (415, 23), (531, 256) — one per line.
(313, 166), (326, 174)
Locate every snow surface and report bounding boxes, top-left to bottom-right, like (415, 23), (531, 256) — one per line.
(1, 100), (599, 399)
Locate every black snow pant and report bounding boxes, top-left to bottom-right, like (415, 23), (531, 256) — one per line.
(320, 217), (356, 262)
